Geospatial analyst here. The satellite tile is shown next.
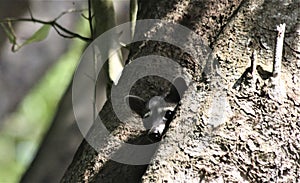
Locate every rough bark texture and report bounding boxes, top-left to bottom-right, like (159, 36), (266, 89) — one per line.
(62, 0), (300, 182)
(142, 0), (300, 182)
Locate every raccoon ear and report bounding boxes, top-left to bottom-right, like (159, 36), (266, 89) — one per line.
(165, 77), (187, 103)
(125, 95), (147, 117)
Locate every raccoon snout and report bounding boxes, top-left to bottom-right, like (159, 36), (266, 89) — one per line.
(148, 123), (166, 141)
(148, 131), (161, 141)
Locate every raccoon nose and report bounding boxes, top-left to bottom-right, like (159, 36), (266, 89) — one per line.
(148, 131), (162, 141)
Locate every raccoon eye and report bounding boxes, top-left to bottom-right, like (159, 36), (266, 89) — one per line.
(164, 110), (174, 119)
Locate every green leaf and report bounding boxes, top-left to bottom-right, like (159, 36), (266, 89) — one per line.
(0, 22), (16, 44)
(20, 24), (51, 48)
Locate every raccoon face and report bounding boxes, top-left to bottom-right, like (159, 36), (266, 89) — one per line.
(126, 77), (187, 141)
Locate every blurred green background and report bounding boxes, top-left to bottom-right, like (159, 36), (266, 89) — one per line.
(0, 20), (88, 183)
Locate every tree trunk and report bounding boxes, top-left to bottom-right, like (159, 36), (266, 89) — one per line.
(62, 0), (300, 182)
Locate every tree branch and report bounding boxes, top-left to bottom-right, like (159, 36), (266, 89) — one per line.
(88, 0), (94, 39)
(0, 9), (92, 42)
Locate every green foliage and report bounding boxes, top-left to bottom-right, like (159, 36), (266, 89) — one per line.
(1, 23), (51, 52)
(21, 24), (51, 48)
(0, 19), (89, 183)
(0, 22), (16, 45)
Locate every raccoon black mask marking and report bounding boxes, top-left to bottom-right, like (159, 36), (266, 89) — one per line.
(126, 77), (187, 141)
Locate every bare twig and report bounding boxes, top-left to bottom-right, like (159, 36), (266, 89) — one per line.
(0, 8), (92, 42)
(250, 50), (257, 89)
(250, 50), (257, 75)
(26, 1), (34, 20)
(81, 13), (89, 20)
(266, 23), (287, 103)
(54, 8), (87, 21)
(93, 45), (98, 123)
(284, 41), (300, 54)
(53, 20), (91, 41)
(273, 23), (285, 78)
(52, 25), (76, 39)
(88, 0), (94, 39)
(130, 0), (138, 39)
(257, 23), (277, 33)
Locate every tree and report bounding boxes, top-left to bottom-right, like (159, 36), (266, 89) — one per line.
(3, 0), (298, 182)
(62, 0), (300, 182)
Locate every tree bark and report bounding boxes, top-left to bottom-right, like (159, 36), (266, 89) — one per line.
(62, 0), (300, 182)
